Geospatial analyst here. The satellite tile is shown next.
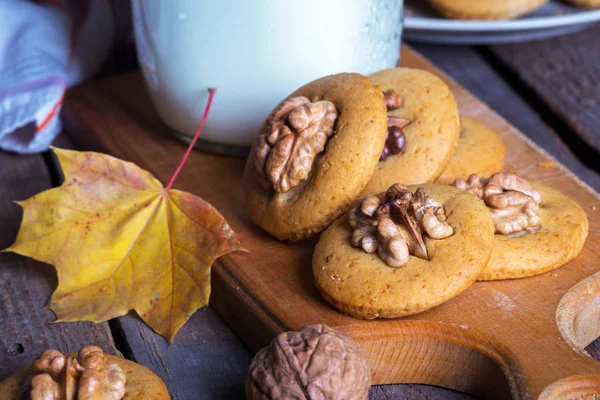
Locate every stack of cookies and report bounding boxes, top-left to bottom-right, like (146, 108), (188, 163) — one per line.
(243, 68), (588, 320)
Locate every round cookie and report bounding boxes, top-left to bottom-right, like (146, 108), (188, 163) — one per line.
(427, 0), (549, 20)
(435, 116), (505, 184)
(480, 182), (588, 280)
(564, 0), (600, 8)
(244, 73), (387, 241)
(313, 184), (494, 319)
(362, 68), (460, 196)
(0, 353), (169, 399)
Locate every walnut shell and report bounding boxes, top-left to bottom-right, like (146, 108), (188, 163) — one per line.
(245, 324), (371, 400)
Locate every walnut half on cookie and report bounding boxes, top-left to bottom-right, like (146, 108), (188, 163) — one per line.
(25, 346), (126, 400)
(454, 173), (541, 236)
(0, 346), (169, 400)
(313, 184), (494, 319)
(254, 96), (338, 193)
(349, 184), (453, 268)
(244, 73), (388, 241)
(453, 172), (589, 280)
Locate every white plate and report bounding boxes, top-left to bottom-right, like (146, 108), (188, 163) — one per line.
(404, 0), (600, 45)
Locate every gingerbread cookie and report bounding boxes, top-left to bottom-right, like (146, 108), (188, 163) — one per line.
(454, 173), (588, 280)
(565, 0), (600, 8)
(435, 117), (505, 184)
(362, 68), (460, 196)
(244, 73), (387, 241)
(427, 0), (549, 20)
(0, 346), (169, 399)
(313, 183), (494, 319)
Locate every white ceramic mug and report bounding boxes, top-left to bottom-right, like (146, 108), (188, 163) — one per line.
(132, 0), (403, 154)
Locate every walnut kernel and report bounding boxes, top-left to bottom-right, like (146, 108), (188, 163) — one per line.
(26, 346), (126, 400)
(254, 96), (338, 193)
(349, 184), (453, 268)
(453, 173), (542, 236)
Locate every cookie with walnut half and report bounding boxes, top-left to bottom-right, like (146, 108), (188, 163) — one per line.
(453, 173), (589, 280)
(427, 0), (549, 20)
(0, 345), (169, 399)
(362, 68), (461, 196)
(244, 73), (388, 241)
(313, 183), (494, 319)
(435, 116), (506, 184)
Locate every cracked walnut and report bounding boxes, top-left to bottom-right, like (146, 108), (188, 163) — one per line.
(349, 184), (453, 267)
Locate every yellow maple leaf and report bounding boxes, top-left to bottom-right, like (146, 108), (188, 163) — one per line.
(6, 147), (241, 341)
(6, 147), (242, 341)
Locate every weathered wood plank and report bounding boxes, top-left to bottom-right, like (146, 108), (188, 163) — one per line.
(0, 143), (116, 380)
(114, 312), (251, 399)
(489, 26), (600, 155)
(412, 43), (600, 192)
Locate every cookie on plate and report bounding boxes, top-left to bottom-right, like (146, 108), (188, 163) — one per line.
(435, 116), (505, 184)
(244, 73), (388, 241)
(453, 173), (588, 280)
(427, 0), (549, 20)
(0, 345), (169, 399)
(362, 68), (460, 195)
(564, 0), (600, 8)
(313, 183), (494, 319)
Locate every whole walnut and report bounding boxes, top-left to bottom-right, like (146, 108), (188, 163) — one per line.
(245, 324), (371, 400)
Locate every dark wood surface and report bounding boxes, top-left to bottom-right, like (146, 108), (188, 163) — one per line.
(1, 27), (600, 400)
(114, 311), (251, 399)
(0, 136), (116, 381)
(489, 25), (600, 156)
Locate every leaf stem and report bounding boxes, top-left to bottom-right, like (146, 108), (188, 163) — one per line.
(166, 88), (217, 190)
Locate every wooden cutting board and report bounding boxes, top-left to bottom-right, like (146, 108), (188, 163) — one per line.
(62, 45), (600, 399)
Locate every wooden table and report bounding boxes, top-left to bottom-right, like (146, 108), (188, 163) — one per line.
(2, 28), (600, 399)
